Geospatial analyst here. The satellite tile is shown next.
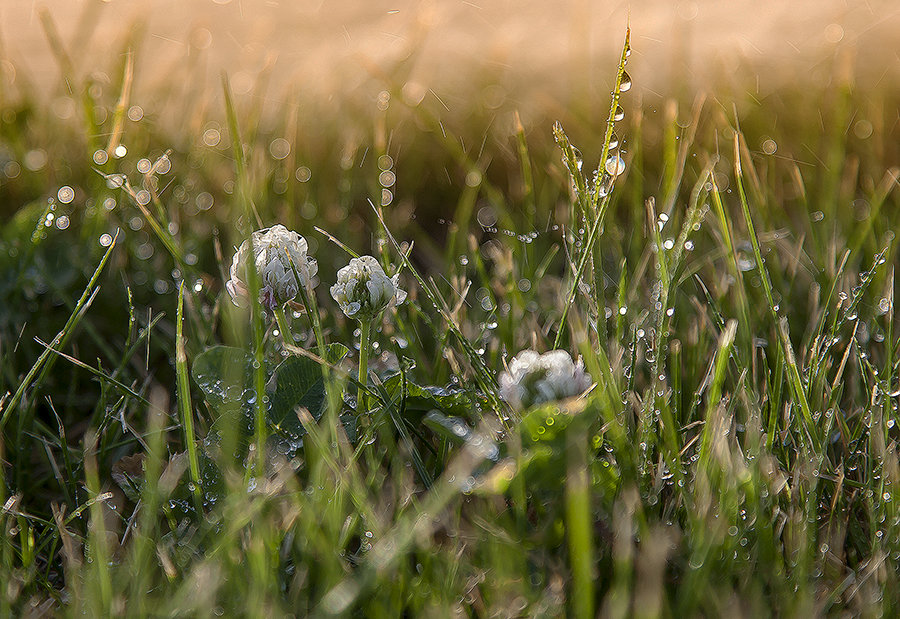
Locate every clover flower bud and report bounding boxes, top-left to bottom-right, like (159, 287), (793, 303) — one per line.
(330, 255), (406, 321)
(226, 225), (317, 311)
(499, 349), (592, 410)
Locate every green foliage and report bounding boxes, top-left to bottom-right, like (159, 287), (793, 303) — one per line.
(2, 16), (900, 618)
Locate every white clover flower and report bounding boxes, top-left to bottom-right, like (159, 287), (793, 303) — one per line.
(226, 225), (317, 310)
(330, 255), (406, 321)
(499, 349), (592, 410)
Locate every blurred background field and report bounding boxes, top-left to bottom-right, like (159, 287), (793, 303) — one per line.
(6, 0), (900, 110)
(2, 0), (900, 615)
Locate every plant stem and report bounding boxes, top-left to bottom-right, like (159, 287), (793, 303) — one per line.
(176, 281), (203, 511)
(297, 282), (327, 357)
(357, 320), (372, 415)
(274, 306), (294, 347)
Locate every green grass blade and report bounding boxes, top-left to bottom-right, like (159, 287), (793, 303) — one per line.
(176, 281), (203, 510)
(0, 231), (118, 430)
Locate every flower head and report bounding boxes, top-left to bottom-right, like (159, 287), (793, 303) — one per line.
(226, 225), (317, 310)
(499, 349), (592, 410)
(330, 255), (406, 321)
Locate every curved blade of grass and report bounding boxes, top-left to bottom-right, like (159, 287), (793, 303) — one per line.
(368, 200), (505, 420)
(553, 27), (631, 349)
(105, 49), (133, 156)
(0, 231), (118, 430)
(698, 320), (737, 468)
(222, 74), (268, 473)
(314, 226), (360, 259)
(566, 421), (594, 618)
(514, 110), (536, 221)
(318, 416), (501, 615)
(553, 200), (605, 350)
(589, 25), (631, 216)
(222, 74), (263, 229)
(176, 281), (203, 510)
(553, 122), (589, 221)
(733, 134), (821, 452)
(33, 338), (149, 406)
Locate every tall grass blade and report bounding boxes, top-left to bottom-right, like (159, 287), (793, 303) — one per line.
(0, 231), (118, 429)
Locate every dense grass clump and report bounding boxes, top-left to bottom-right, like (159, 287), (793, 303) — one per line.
(2, 20), (900, 617)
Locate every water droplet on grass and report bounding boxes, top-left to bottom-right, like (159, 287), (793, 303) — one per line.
(57, 186), (75, 204)
(203, 128), (221, 147)
(379, 170), (396, 187)
(269, 138), (291, 160)
(605, 155), (626, 177)
(572, 147), (584, 171)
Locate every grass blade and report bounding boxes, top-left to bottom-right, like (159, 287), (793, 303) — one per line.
(0, 231), (118, 430)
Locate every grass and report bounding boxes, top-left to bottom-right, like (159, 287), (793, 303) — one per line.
(2, 14), (900, 617)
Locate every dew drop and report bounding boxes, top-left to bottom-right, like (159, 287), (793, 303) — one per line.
(106, 174), (126, 189)
(379, 170), (396, 187)
(269, 138), (291, 160)
(203, 128), (221, 147)
(156, 155), (172, 174)
(572, 147), (584, 171)
(605, 155), (626, 177)
(57, 186), (75, 204)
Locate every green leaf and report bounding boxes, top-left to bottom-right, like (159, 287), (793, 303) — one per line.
(422, 410), (474, 445)
(381, 373), (479, 418)
(517, 400), (595, 490)
(520, 402), (575, 445)
(191, 345), (257, 437)
(265, 343), (349, 439)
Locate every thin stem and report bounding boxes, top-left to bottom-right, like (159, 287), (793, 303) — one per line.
(274, 306), (294, 347)
(298, 282), (327, 357)
(176, 281), (203, 511)
(287, 253), (327, 357)
(357, 320), (372, 415)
